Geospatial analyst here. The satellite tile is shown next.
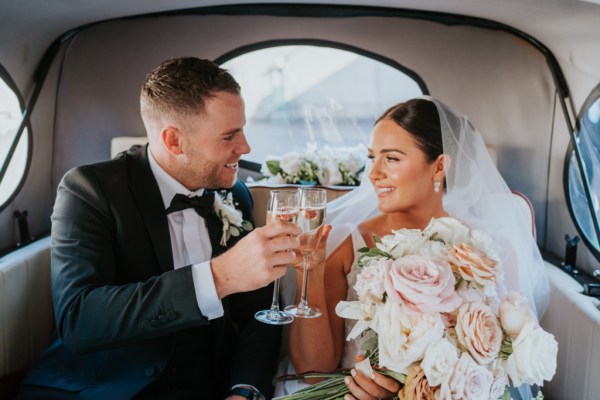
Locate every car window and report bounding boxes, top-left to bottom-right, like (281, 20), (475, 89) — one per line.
(566, 83), (600, 259)
(221, 45), (424, 170)
(0, 69), (28, 210)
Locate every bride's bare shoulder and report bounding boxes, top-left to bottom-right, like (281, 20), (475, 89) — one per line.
(358, 214), (387, 247)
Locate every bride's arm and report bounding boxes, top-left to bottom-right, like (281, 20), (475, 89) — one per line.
(289, 234), (353, 378)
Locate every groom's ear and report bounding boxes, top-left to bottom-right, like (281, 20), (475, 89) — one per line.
(161, 126), (184, 155)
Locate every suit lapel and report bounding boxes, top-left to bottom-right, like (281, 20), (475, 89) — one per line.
(203, 196), (227, 257)
(128, 145), (174, 273)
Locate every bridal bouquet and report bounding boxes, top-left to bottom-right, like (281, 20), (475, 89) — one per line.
(276, 217), (557, 400)
(261, 143), (367, 186)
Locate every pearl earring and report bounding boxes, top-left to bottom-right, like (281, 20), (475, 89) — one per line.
(434, 181), (441, 193)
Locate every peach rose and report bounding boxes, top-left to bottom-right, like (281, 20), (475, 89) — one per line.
(455, 302), (502, 365)
(449, 242), (498, 286)
(398, 365), (437, 400)
(384, 255), (462, 313)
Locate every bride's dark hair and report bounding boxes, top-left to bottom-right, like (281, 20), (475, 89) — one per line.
(376, 98), (443, 162)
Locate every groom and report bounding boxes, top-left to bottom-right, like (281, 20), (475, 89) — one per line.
(18, 57), (301, 399)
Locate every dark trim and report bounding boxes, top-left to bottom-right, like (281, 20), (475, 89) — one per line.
(0, 64), (32, 213)
(563, 82), (600, 262)
(239, 159), (262, 173)
(214, 39), (429, 95)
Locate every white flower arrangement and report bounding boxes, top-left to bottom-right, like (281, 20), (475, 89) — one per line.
(275, 217), (557, 400)
(213, 190), (253, 246)
(261, 143), (367, 186)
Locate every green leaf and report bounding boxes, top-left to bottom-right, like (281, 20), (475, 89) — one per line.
(241, 220), (253, 231)
(266, 160), (282, 175)
(230, 226), (240, 237)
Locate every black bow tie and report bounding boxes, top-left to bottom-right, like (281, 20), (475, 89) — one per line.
(166, 192), (215, 218)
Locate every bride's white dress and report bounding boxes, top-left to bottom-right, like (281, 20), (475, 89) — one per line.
(274, 230), (373, 396)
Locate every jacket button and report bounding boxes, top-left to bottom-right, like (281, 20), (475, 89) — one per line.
(145, 367), (157, 377)
(141, 320), (150, 329)
(150, 319), (160, 326)
(158, 314), (168, 323)
(167, 311), (177, 320)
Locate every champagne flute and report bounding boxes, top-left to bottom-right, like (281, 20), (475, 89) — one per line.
(255, 190), (299, 325)
(285, 188), (327, 318)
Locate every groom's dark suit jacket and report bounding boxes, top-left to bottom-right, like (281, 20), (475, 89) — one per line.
(20, 145), (280, 399)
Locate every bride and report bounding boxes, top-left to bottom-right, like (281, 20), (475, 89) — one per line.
(275, 96), (550, 399)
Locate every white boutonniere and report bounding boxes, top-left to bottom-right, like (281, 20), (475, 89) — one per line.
(213, 190), (253, 246)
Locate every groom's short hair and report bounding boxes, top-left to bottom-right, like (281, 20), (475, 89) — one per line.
(140, 57), (240, 121)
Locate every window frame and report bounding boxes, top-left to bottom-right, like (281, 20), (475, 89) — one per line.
(215, 39), (429, 170)
(0, 63), (32, 212)
(563, 82), (600, 261)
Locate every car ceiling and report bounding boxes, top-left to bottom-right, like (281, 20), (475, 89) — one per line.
(1, 0), (599, 103)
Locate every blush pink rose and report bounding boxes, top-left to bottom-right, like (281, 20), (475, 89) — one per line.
(384, 255), (462, 313)
(439, 353), (493, 400)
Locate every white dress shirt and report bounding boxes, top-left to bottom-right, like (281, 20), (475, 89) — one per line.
(147, 148), (223, 319)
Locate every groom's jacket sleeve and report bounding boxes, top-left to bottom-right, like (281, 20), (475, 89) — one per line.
(50, 160), (209, 354)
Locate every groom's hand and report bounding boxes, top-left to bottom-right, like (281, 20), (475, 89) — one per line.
(211, 221), (302, 298)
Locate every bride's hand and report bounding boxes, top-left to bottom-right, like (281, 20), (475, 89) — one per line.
(343, 368), (401, 400)
(290, 224), (331, 273)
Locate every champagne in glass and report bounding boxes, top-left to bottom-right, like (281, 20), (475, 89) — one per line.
(255, 190), (299, 325)
(285, 188), (327, 318)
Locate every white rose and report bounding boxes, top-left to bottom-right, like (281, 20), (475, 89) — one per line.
(455, 280), (486, 304)
(339, 145), (367, 175)
(421, 338), (459, 386)
(377, 229), (426, 258)
(354, 262), (387, 303)
(504, 322), (558, 386)
(498, 291), (537, 337)
(417, 240), (449, 260)
(443, 353), (493, 400)
(374, 302), (444, 374)
(317, 158), (343, 185)
(469, 229), (500, 263)
(267, 173), (286, 184)
(424, 217), (470, 244)
(488, 370), (507, 400)
(279, 152), (302, 175)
